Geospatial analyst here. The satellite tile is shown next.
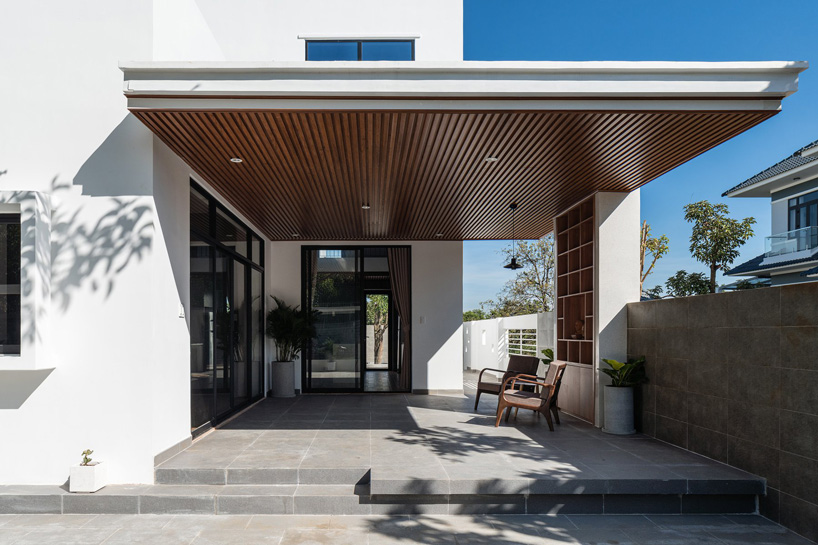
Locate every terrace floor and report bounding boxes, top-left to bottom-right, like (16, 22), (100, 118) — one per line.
(157, 379), (761, 497)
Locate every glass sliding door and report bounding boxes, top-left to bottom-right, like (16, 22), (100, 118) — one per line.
(303, 248), (362, 391)
(190, 243), (213, 429)
(251, 269), (264, 398)
(189, 182), (265, 432)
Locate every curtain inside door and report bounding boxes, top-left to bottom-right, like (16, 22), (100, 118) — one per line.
(387, 248), (411, 390)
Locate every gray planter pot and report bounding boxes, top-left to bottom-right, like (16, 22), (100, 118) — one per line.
(270, 360), (295, 398)
(603, 385), (636, 435)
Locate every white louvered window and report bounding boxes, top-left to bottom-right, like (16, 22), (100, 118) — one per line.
(507, 328), (537, 357)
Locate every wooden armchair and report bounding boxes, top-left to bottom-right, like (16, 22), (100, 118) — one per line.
(494, 361), (567, 431)
(474, 355), (540, 411)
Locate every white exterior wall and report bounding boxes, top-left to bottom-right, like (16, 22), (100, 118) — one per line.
(464, 312), (556, 378)
(771, 199), (789, 236)
(595, 190), (642, 426)
(153, 0), (463, 61)
(0, 0), (266, 485)
(268, 241), (464, 393)
(0, 2), (162, 485)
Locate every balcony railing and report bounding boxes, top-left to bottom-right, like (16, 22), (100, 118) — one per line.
(765, 226), (818, 257)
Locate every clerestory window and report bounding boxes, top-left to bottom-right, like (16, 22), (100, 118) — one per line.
(306, 40), (414, 61)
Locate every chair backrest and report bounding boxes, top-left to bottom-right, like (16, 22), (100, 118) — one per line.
(504, 355), (540, 381)
(541, 361), (567, 400)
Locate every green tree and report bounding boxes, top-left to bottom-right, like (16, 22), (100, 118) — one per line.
(683, 201), (756, 293)
(643, 285), (664, 300)
(640, 220), (669, 293)
(664, 270), (710, 297)
(463, 308), (489, 322)
(366, 295), (389, 365)
(482, 236), (555, 317)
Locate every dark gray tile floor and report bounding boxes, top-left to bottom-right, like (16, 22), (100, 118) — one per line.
(156, 377), (762, 496)
(0, 513), (812, 544)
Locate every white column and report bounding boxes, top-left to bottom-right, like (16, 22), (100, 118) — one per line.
(594, 190), (641, 426)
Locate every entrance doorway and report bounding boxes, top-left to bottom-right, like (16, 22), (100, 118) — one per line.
(364, 292), (399, 392)
(302, 246), (409, 393)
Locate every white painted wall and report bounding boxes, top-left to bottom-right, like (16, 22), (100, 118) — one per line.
(595, 190), (641, 426)
(267, 241), (464, 393)
(153, 0), (463, 61)
(0, 1), (162, 485)
(463, 312), (556, 377)
(771, 199), (788, 236)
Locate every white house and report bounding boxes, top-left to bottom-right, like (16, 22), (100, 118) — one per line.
(0, 0), (805, 486)
(723, 139), (818, 284)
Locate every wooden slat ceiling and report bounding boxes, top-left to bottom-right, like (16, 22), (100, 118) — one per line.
(132, 109), (774, 240)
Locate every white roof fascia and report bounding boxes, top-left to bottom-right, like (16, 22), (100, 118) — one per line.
(120, 61), (807, 105)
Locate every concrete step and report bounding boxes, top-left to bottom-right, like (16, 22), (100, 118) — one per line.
(154, 466), (370, 486)
(0, 482), (761, 516)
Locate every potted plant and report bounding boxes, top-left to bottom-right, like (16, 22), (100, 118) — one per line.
(539, 348), (554, 376)
(601, 356), (647, 435)
(265, 296), (318, 397)
(69, 449), (107, 493)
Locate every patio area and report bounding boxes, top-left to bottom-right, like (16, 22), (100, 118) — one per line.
(0, 375), (769, 519)
(145, 375), (764, 516)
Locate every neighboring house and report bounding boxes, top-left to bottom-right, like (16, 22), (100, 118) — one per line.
(0, 0), (804, 486)
(723, 140), (818, 285)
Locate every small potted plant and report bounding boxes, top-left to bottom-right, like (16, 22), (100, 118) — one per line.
(539, 348), (554, 375)
(69, 449), (107, 493)
(601, 356), (647, 435)
(265, 296), (318, 397)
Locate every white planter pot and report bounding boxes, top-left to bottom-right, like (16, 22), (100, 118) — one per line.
(603, 385), (636, 435)
(325, 360), (336, 372)
(270, 360), (295, 398)
(69, 462), (107, 493)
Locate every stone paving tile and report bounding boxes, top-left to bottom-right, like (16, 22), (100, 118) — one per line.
(9, 526), (118, 544)
(0, 513), (789, 545)
(0, 528), (30, 545)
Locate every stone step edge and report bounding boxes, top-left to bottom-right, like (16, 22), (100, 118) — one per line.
(0, 488), (758, 516)
(152, 467), (765, 498)
(368, 476), (765, 496)
(154, 467), (370, 486)
(0, 494), (758, 515)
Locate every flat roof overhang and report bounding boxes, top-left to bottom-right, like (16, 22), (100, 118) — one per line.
(122, 61), (806, 241)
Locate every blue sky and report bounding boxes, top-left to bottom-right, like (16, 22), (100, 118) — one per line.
(461, 0), (818, 310)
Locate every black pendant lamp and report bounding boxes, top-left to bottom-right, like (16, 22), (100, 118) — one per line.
(504, 203), (523, 270)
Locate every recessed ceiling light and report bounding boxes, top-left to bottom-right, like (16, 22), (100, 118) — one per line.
(485, 156), (499, 163)
(230, 157), (243, 163)
(291, 233), (300, 238)
(794, 177), (802, 181)
(361, 204), (371, 210)
(435, 233), (444, 237)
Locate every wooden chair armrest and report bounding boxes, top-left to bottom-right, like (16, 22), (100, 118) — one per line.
(506, 376), (551, 391)
(478, 367), (508, 382)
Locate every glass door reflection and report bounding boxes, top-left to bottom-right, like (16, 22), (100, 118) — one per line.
(304, 249), (362, 391)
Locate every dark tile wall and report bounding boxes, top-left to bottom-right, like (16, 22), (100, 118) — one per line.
(627, 282), (818, 542)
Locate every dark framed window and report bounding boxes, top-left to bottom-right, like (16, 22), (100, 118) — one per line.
(189, 182), (265, 433)
(306, 40), (414, 61)
(788, 190), (818, 231)
(0, 214), (20, 355)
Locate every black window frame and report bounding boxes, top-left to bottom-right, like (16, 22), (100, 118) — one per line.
(300, 244), (412, 394)
(305, 39), (415, 61)
(787, 189), (818, 231)
(189, 181), (265, 434)
(0, 213), (21, 356)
